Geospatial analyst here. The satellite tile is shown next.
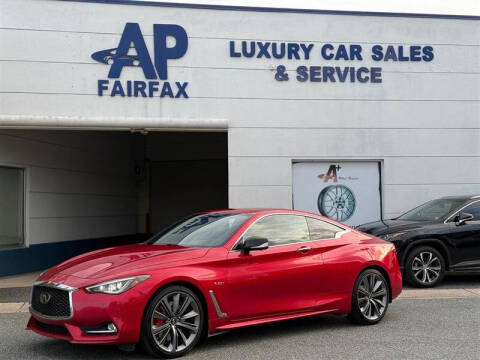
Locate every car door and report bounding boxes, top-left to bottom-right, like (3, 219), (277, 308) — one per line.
(224, 214), (323, 321)
(446, 201), (480, 267)
(305, 216), (373, 308)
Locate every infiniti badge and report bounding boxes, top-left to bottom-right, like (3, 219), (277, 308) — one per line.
(39, 291), (52, 305)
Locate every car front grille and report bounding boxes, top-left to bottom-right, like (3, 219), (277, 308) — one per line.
(31, 284), (72, 319)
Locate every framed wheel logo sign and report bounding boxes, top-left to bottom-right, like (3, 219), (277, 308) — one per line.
(292, 161), (382, 226)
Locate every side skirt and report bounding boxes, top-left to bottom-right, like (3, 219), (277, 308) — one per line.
(214, 308), (339, 331)
(450, 260), (480, 271)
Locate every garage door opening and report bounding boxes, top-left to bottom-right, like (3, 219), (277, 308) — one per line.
(145, 132), (228, 234)
(0, 129), (228, 275)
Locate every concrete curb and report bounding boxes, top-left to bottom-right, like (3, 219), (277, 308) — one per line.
(0, 272), (41, 289)
(0, 302), (29, 314)
(399, 288), (480, 299)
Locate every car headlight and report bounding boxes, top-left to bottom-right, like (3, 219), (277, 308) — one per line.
(85, 275), (150, 295)
(380, 232), (405, 241)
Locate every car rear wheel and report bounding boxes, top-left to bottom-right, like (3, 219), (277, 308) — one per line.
(349, 269), (389, 325)
(140, 285), (204, 358)
(405, 246), (445, 288)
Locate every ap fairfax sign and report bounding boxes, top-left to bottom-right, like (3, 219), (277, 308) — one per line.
(92, 23), (189, 98)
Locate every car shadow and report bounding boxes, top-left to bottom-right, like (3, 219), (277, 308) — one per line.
(26, 339), (146, 359)
(189, 312), (400, 357)
(24, 314), (354, 359)
(204, 313), (351, 345)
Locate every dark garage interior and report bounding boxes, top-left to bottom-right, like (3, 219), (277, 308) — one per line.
(0, 129), (228, 275)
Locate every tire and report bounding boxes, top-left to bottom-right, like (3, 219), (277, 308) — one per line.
(349, 269), (390, 325)
(140, 285), (205, 358)
(405, 246), (445, 288)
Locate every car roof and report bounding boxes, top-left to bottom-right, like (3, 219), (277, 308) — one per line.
(198, 209), (350, 229)
(200, 208), (330, 217)
(440, 195), (480, 201)
(201, 208), (295, 215)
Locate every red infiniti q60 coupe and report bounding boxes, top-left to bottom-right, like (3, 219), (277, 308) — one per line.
(27, 209), (402, 358)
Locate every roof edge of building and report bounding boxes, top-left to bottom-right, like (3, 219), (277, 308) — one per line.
(60, 0), (480, 20)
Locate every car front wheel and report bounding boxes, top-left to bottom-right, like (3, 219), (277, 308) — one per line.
(140, 285), (204, 358)
(349, 269), (390, 325)
(405, 246), (445, 288)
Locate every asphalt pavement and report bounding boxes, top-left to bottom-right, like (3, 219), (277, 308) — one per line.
(0, 273), (479, 360)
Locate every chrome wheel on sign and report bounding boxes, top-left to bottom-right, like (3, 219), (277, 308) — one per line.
(357, 272), (388, 321)
(150, 291), (201, 354)
(318, 185), (356, 222)
(411, 251), (441, 285)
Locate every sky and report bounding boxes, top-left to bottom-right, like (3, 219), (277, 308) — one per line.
(143, 0), (480, 16)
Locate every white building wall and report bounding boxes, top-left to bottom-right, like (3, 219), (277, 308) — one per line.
(0, 130), (136, 245)
(0, 0), (479, 221)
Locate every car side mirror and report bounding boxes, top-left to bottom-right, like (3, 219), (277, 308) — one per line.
(241, 236), (269, 254)
(455, 212), (474, 226)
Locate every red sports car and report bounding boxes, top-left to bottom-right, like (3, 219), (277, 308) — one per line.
(27, 209), (402, 358)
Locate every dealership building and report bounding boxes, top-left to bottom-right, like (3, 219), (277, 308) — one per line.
(0, 0), (479, 275)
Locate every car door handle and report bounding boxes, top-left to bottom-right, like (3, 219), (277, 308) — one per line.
(296, 246), (312, 254)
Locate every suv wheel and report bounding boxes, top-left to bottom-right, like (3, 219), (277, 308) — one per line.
(405, 246), (445, 288)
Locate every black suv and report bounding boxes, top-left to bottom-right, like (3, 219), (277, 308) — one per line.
(357, 195), (480, 287)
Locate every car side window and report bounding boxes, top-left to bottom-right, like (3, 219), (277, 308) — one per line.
(461, 202), (480, 220)
(242, 215), (309, 247)
(306, 217), (345, 240)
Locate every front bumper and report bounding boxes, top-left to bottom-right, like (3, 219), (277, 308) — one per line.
(27, 281), (150, 344)
(27, 317), (123, 344)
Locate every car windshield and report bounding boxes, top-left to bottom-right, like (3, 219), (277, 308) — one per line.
(146, 213), (252, 248)
(396, 199), (465, 221)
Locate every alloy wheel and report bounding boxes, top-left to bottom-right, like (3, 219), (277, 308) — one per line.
(411, 251), (441, 285)
(150, 291), (201, 354)
(357, 272), (388, 321)
(317, 185), (356, 222)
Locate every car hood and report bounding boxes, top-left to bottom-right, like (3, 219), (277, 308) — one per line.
(356, 219), (438, 236)
(43, 244), (209, 280)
